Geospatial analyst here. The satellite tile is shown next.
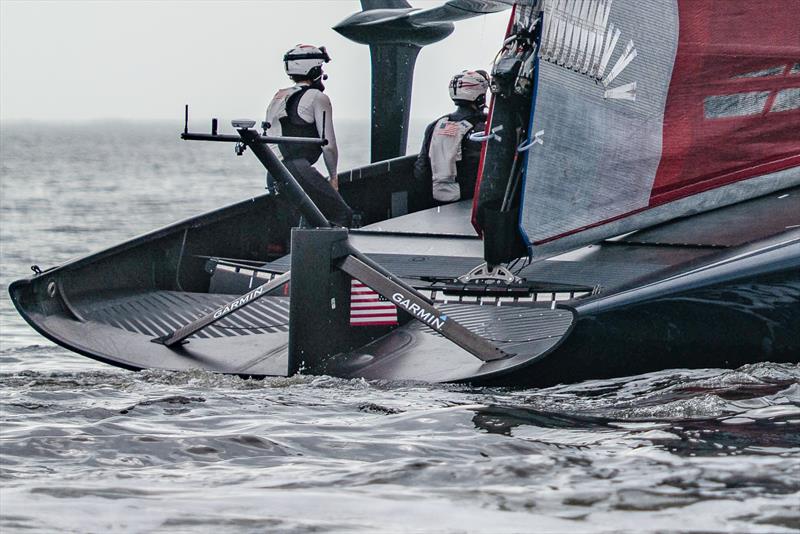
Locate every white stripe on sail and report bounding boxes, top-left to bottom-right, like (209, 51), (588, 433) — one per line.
(601, 0), (612, 31)
(590, 1), (611, 76)
(582, 0), (602, 73)
(573, 0), (591, 69)
(569, 0), (585, 68)
(552, 0), (568, 59)
(577, 0), (595, 72)
(541, 0), (555, 56)
(549, 0), (564, 62)
(596, 24), (619, 79)
(564, 0), (582, 67)
(603, 39), (636, 87)
(563, 0), (582, 66)
(604, 81), (636, 101)
(552, 0), (568, 62)
(542, 0), (554, 58)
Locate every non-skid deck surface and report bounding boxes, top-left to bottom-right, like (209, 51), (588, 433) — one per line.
(73, 288), (570, 356)
(77, 290), (290, 339)
(344, 303), (575, 382)
(68, 288), (573, 378)
(427, 304), (574, 355)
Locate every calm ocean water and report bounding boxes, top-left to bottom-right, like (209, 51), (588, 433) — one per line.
(1, 122), (799, 533)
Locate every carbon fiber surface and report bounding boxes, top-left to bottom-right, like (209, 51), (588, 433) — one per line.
(76, 291), (290, 339)
(619, 187), (800, 247)
(422, 303), (574, 355)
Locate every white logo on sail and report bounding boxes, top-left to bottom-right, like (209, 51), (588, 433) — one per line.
(539, 0), (637, 101)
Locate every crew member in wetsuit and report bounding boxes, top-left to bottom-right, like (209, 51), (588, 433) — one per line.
(413, 70), (490, 205)
(264, 44), (352, 227)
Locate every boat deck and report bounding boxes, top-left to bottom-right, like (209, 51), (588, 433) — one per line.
(258, 187), (800, 294)
(73, 287), (572, 355)
(74, 290), (290, 340)
(10, 184), (796, 381)
(46, 284), (575, 381)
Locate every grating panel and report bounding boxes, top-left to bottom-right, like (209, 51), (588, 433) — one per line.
(413, 303), (574, 356)
(80, 290), (290, 339)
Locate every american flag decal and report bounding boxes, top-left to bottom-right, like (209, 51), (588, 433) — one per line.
(349, 279), (398, 326)
(436, 121), (461, 136)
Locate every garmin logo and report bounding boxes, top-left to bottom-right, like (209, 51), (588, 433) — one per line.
(213, 286), (264, 319)
(391, 292), (447, 330)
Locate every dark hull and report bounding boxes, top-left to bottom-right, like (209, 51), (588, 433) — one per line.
(9, 160), (800, 386)
(486, 247), (800, 387)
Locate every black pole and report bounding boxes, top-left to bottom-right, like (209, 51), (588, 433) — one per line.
(181, 132), (326, 144)
(344, 243), (432, 304)
(237, 128), (331, 228)
(154, 271), (291, 347)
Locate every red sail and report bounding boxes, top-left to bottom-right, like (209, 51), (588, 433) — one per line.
(652, 0), (800, 205)
(478, 0), (800, 260)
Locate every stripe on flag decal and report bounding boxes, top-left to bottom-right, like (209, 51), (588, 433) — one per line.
(349, 279), (398, 326)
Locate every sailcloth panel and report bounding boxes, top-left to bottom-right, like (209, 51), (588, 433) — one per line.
(520, 0), (800, 259)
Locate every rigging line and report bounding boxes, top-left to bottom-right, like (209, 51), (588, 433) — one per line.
(520, 260), (532, 275)
(174, 228), (189, 292)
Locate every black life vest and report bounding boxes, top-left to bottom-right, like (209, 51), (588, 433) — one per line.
(278, 86), (323, 164)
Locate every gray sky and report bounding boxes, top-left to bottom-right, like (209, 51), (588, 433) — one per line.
(0, 1), (509, 123)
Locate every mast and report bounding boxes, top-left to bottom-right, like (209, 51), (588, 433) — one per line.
(333, 1), (453, 162)
(333, 0), (511, 162)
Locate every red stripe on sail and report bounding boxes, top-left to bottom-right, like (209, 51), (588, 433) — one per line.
(531, 1), (799, 245)
(651, 0), (800, 204)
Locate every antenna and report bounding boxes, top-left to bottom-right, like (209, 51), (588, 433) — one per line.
(184, 104), (189, 135)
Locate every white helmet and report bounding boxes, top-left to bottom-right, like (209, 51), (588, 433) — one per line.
(449, 70), (490, 104)
(283, 44), (331, 80)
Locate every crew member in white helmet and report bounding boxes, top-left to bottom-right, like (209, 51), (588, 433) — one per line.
(413, 70), (490, 204)
(264, 44), (352, 227)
